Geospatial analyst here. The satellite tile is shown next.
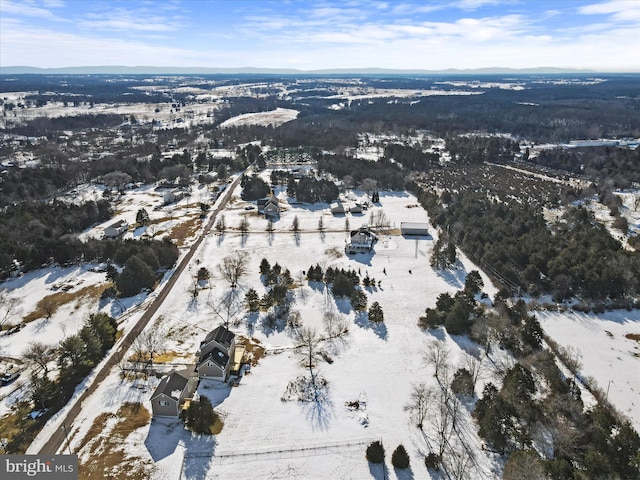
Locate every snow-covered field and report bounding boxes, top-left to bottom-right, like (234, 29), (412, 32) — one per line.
(4, 170), (638, 479)
(537, 309), (640, 432)
(17, 180), (506, 479)
(218, 108), (299, 129)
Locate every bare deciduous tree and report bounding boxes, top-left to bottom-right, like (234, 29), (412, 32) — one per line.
(323, 311), (348, 340)
(425, 341), (451, 384)
(464, 351), (484, 391)
(0, 289), (20, 329)
(369, 209), (390, 230)
(404, 382), (434, 429)
(430, 387), (460, 457)
(218, 253), (248, 288)
(359, 178), (378, 195)
(132, 324), (167, 371)
(239, 215), (249, 236)
(296, 327), (322, 398)
(209, 290), (243, 328)
(39, 296), (59, 320)
(215, 214), (226, 234)
(23, 342), (56, 375)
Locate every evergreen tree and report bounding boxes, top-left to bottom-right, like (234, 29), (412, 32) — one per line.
(391, 444), (410, 469)
(184, 396), (218, 434)
(368, 302), (384, 322)
(366, 440), (385, 464)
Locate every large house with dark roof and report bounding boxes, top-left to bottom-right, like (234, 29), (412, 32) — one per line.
(150, 370), (198, 418)
(195, 325), (236, 381)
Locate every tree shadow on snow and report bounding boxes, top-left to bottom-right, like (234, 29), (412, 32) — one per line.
(144, 417), (188, 462)
(302, 392), (334, 432)
(348, 252), (374, 266)
(436, 266), (466, 290)
(368, 462), (387, 479)
(394, 466), (415, 480)
(181, 433), (217, 480)
(354, 310), (388, 340)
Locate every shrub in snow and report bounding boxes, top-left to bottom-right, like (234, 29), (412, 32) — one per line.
(366, 440), (385, 464)
(391, 444), (410, 469)
(424, 452), (441, 470)
(451, 368), (474, 396)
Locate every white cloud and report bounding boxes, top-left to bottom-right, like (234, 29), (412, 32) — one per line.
(579, 0), (640, 22)
(0, 0), (65, 20)
(76, 6), (186, 33)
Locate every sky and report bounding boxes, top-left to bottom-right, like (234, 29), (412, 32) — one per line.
(0, 0), (639, 71)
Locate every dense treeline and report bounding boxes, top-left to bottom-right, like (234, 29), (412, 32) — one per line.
(383, 143), (439, 170)
(318, 154), (406, 189)
(289, 176), (339, 203)
(445, 135), (520, 164)
(0, 198), (178, 282)
(4, 114), (125, 137)
(22, 313), (118, 452)
(0, 199), (112, 275)
(418, 288), (640, 478)
(416, 187), (640, 303)
(1, 74), (189, 105)
(534, 146), (640, 188)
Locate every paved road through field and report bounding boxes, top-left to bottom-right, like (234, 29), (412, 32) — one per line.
(37, 170), (247, 455)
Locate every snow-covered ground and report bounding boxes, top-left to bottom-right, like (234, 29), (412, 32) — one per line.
(5, 171), (637, 478)
(537, 309), (640, 432)
(218, 108), (299, 129)
(19, 181), (508, 479)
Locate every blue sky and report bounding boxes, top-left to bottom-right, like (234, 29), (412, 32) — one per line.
(1, 0), (639, 71)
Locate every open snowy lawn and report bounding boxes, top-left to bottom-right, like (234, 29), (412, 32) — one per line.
(218, 108), (299, 129)
(24, 186), (504, 479)
(537, 309), (640, 432)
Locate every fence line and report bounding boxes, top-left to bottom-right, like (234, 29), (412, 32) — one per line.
(179, 437), (379, 479)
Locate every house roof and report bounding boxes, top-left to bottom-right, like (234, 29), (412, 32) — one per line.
(106, 219), (127, 229)
(202, 325), (234, 350)
(150, 371), (189, 401)
(197, 347), (230, 370)
(257, 196), (279, 207)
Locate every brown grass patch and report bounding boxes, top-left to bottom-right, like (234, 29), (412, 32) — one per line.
(211, 417), (224, 435)
(0, 402), (45, 453)
(168, 215), (201, 246)
(625, 333), (640, 342)
(78, 403), (153, 480)
(23, 283), (109, 323)
(154, 350), (190, 363)
(324, 247), (343, 259)
(237, 336), (266, 366)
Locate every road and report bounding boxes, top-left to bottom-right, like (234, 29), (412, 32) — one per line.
(37, 171), (246, 455)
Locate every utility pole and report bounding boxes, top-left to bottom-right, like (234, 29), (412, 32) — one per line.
(61, 422), (72, 455)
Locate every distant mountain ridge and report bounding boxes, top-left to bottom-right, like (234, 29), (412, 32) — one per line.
(0, 65), (602, 75)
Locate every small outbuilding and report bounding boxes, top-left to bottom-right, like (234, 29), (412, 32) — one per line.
(150, 370), (198, 418)
(103, 219), (129, 238)
(400, 222), (431, 237)
(330, 201), (346, 215)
